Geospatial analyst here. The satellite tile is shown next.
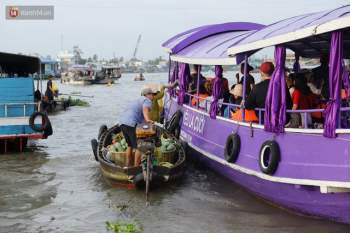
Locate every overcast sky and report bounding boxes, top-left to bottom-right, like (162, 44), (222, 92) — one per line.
(0, 0), (349, 60)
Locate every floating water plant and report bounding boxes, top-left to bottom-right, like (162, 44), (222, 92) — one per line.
(68, 97), (90, 107)
(105, 221), (142, 233)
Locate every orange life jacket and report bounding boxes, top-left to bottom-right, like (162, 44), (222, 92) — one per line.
(191, 94), (209, 108)
(231, 109), (258, 122)
(311, 103), (327, 119)
(341, 89), (349, 100)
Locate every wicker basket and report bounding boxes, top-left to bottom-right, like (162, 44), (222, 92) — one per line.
(155, 147), (176, 163)
(110, 151), (128, 166)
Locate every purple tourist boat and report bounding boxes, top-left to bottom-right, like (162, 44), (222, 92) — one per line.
(162, 5), (350, 224)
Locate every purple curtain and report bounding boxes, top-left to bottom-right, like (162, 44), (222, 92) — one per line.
(293, 53), (301, 73)
(209, 65), (223, 119)
(169, 62), (178, 97)
(323, 31), (343, 138)
(264, 46), (287, 133)
(177, 63), (190, 105)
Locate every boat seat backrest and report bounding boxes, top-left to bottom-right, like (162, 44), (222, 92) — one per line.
(0, 78), (35, 117)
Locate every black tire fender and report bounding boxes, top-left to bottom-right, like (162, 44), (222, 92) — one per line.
(91, 139), (99, 161)
(43, 118), (53, 138)
(166, 110), (182, 138)
(98, 124), (108, 140)
(224, 133), (241, 163)
(29, 112), (49, 132)
(259, 140), (280, 175)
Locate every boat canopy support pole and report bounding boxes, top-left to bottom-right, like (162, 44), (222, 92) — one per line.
(196, 65), (200, 109)
(242, 55), (248, 122)
(168, 55), (171, 83)
(19, 138), (23, 153)
(4, 140), (7, 153)
(39, 60), (42, 94)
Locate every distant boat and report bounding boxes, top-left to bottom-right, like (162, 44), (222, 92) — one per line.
(102, 65), (122, 81)
(92, 65), (121, 85)
(61, 65), (93, 85)
(134, 73), (145, 81)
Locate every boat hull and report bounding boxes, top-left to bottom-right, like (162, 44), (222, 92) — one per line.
(165, 97), (350, 224)
(94, 125), (186, 189)
(61, 77), (93, 85)
(189, 146), (350, 223)
(91, 79), (114, 85)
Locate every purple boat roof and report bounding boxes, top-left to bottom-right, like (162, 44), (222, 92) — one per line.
(228, 5), (350, 58)
(162, 25), (211, 52)
(172, 31), (254, 65)
(162, 22), (264, 65)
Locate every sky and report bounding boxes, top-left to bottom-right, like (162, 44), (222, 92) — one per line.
(0, 0), (349, 60)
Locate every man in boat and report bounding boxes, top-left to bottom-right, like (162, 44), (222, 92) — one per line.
(45, 75), (54, 102)
(119, 87), (155, 167)
(312, 54), (329, 100)
(188, 64), (206, 94)
(235, 63), (255, 97)
(245, 62), (275, 110)
(148, 83), (176, 123)
(245, 62), (292, 121)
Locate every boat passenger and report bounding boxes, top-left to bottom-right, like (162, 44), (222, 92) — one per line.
(236, 63), (255, 97)
(227, 84), (258, 122)
(286, 73), (295, 96)
(306, 72), (321, 96)
(188, 64), (206, 94)
(224, 84), (241, 118)
(289, 74), (317, 127)
(119, 87), (155, 167)
(45, 75), (54, 102)
(221, 74), (230, 108)
(191, 81), (212, 110)
(149, 83), (175, 122)
(245, 62), (292, 123)
(245, 62), (275, 110)
(312, 54), (329, 100)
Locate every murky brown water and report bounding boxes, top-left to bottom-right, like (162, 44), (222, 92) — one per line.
(0, 73), (349, 233)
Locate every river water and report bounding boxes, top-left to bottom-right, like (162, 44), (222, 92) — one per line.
(0, 73), (349, 233)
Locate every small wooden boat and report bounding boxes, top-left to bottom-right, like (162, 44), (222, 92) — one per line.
(91, 124), (185, 189)
(42, 99), (70, 114)
(134, 73), (145, 81)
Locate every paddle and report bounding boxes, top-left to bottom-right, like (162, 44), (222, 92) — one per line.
(145, 151), (151, 206)
(59, 93), (94, 98)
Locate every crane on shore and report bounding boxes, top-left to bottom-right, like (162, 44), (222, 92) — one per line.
(132, 34), (142, 60)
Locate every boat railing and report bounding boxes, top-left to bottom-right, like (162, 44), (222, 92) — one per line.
(0, 102), (37, 118)
(184, 93), (350, 130)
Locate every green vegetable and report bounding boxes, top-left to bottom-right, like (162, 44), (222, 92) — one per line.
(109, 144), (118, 152)
(160, 145), (167, 152)
(120, 138), (126, 145)
(115, 142), (123, 152)
(162, 141), (170, 147)
(166, 144), (176, 151)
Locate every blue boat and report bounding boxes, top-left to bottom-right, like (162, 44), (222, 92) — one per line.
(40, 57), (60, 79)
(0, 52), (52, 153)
